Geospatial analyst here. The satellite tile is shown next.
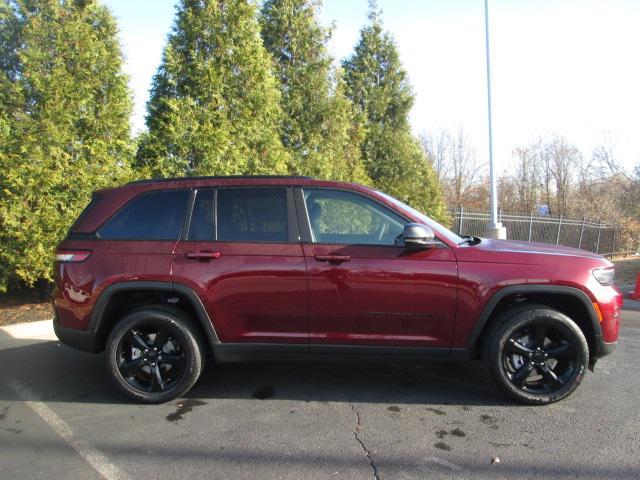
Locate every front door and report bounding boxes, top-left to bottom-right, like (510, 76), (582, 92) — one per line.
(172, 187), (308, 345)
(299, 188), (457, 350)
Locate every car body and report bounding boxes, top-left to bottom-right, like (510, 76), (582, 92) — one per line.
(53, 176), (622, 404)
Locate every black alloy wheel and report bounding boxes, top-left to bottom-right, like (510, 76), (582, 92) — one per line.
(483, 305), (589, 404)
(106, 306), (205, 403)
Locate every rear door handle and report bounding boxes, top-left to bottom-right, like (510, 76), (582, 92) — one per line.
(185, 251), (221, 260)
(313, 254), (351, 264)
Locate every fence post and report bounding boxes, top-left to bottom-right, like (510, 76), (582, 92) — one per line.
(595, 221), (602, 254)
(528, 212), (533, 242)
(578, 217), (586, 249)
(611, 226), (617, 258)
(556, 214), (563, 245)
(458, 206), (464, 236)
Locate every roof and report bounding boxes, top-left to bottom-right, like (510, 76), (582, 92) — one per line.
(126, 175), (313, 185)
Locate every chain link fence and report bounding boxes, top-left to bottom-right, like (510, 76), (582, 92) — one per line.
(450, 208), (636, 258)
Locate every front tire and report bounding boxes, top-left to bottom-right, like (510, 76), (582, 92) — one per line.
(105, 306), (205, 403)
(482, 305), (589, 405)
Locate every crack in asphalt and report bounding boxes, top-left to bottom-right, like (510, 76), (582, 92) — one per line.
(350, 404), (380, 480)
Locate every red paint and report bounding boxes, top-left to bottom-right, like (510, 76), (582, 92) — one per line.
(53, 177), (622, 355)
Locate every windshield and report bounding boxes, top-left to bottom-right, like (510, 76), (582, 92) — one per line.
(375, 191), (464, 245)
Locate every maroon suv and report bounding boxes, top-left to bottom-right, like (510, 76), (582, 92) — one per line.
(53, 176), (622, 404)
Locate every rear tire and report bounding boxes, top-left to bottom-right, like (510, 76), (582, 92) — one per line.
(105, 306), (205, 403)
(482, 305), (589, 405)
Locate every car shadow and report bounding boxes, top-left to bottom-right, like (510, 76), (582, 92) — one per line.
(0, 331), (509, 407)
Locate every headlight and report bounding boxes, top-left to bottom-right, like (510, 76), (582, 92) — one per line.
(592, 268), (615, 286)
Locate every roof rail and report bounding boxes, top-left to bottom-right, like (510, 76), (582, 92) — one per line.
(126, 175), (314, 185)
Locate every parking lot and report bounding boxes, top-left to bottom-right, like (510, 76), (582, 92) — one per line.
(1, 307), (639, 480)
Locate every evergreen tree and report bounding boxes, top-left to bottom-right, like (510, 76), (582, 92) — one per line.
(260, 0), (368, 182)
(342, 1), (446, 220)
(137, 0), (288, 177)
(0, 0), (132, 291)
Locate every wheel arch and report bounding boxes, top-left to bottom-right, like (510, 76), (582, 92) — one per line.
(466, 285), (603, 361)
(89, 281), (219, 352)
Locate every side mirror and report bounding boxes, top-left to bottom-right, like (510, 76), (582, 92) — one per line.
(402, 223), (438, 249)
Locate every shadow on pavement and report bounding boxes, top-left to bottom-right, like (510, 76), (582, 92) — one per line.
(0, 327), (508, 407)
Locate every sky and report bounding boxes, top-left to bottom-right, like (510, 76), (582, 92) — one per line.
(102, 0), (640, 174)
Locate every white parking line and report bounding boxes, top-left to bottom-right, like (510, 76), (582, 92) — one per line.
(8, 380), (129, 480)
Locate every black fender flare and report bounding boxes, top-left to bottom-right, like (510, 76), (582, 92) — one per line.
(464, 285), (604, 355)
(89, 280), (220, 348)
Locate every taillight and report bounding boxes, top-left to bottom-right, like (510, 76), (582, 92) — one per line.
(55, 250), (92, 262)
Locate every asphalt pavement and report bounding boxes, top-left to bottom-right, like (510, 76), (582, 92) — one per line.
(1, 307), (639, 480)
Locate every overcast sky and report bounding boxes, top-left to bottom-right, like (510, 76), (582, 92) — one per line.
(102, 0), (640, 173)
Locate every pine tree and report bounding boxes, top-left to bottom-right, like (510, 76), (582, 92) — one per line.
(0, 0), (133, 291)
(259, 0), (368, 182)
(137, 0), (289, 177)
(342, 1), (446, 220)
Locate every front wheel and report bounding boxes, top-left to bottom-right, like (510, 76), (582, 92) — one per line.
(482, 305), (589, 405)
(105, 306), (205, 403)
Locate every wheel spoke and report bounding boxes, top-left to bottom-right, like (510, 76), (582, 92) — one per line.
(533, 323), (549, 348)
(125, 331), (149, 350)
(539, 364), (564, 390)
(153, 330), (169, 350)
(544, 342), (574, 359)
(505, 338), (534, 356)
(511, 362), (534, 388)
(160, 354), (185, 369)
(149, 364), (165, 392)
(119, 358), (144, 377)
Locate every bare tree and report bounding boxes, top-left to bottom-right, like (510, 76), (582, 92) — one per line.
(421, 127), (485, 208)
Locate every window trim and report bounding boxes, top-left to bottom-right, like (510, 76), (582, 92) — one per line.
(95, 188), (191, 242)
(297, 187), (411, 247)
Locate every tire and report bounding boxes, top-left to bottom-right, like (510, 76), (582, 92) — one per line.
(482, 304), (589, 405)
(105, 305), (205, 403)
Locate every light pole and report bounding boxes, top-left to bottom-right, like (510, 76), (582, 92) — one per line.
(483, 0), (506, 239)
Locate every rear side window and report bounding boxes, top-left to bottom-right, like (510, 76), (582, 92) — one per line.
(217, 188), (288, 242)
(98, 189), (189, 240)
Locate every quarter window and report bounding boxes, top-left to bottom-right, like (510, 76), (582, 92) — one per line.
(98, 189), (189, 240)
(303, 189), (405, 245)
(217, 188), (288, 242)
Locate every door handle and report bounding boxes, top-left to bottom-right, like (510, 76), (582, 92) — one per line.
(185, 251), (221, 260)
(313, 254), (351, 264)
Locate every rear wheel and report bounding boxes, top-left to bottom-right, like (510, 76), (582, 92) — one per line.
(105, 306), (205, 403)
(482, 305), (589, 404)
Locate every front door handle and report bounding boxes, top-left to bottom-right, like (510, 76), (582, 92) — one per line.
(313, 254), (351, 264)
(185, 251), (221, 260)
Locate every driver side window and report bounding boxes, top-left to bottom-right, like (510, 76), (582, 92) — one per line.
(303, 189), (405, 246)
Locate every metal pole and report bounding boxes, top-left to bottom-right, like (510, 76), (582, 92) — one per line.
(595, 221), (602, 254)
(611, 226), (617, 258)
(578, 217), (585, 249)
(556, 215), (563, 245)
(483, 0), (505, 239)
(458, 206), (464, 235)
(528, 211), (533, 242)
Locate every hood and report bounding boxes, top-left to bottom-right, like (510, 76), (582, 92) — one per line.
(455, 237), (609, 265)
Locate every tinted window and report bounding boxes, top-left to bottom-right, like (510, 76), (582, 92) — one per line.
(188, 189), (214, 241)
(304, 189), (405, 245)
(98, 189), (189, 240)
(217, 188), (288, 242)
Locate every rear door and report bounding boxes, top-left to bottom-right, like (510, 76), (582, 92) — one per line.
(172, 187), (308, 346)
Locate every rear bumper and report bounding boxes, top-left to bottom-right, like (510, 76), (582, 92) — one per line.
(53, 312), (99, 353)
